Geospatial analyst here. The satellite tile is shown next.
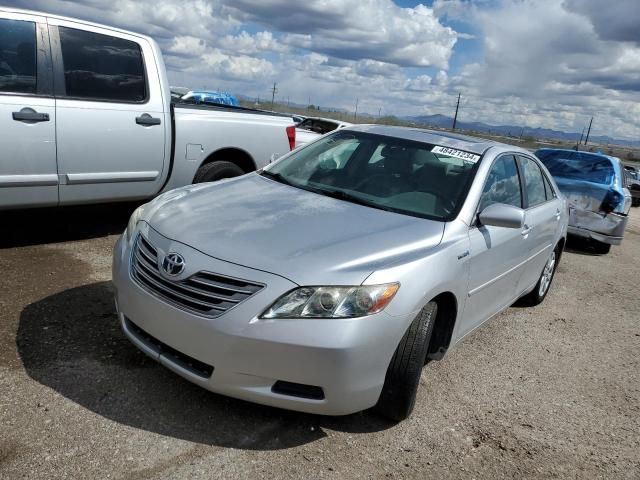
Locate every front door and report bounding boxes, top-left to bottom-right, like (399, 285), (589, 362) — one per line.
(48, 19), (167, 205)
(461, 154), (527, 336)
(0, 13), (57, 208)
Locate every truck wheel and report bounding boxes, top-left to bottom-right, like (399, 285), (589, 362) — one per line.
(193, 161), (244, 183)
(519, 246), (559, 306)
(591, 241), (611, 254)
(632, 198), (640, 207)
(374, 301), (437, 422)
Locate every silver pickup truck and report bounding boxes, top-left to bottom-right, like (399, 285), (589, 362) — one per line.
(0, 7), (296, 209)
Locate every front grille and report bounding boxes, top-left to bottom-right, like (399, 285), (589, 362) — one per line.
(125, 317), (214, 378)
(131, 234), (264, 318)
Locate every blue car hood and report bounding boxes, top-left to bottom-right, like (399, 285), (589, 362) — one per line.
(145, 174), (445, 285)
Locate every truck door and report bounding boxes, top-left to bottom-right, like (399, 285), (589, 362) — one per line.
(0, 12), (57, 209)
(48, 19), (167, 205)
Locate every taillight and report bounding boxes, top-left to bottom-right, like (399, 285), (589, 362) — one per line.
(601, 189), (623, 214)
(286, 125), (296, 151)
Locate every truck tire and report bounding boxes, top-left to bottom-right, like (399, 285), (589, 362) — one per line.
(193, 161), (244, 183)
(374, 301), (437, 422)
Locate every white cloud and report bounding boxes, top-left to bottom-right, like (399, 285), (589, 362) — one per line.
(222, 0), (458, 68)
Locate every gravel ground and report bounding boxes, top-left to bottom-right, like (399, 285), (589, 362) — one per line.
(1, 204), (639, 479)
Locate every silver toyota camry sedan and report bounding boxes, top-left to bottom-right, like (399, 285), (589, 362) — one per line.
(112, 125), (568, 421)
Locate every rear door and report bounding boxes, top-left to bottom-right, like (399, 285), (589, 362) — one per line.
(48, 19), (167, 204)
(0, 11), (57, 208)
(516, 155), (561, 294)
(462, 154), (527, 335)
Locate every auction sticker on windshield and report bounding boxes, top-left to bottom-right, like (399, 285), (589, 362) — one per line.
(431, 146), (480, 163)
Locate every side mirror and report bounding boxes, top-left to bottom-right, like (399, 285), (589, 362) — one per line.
(478, 203), (525, 229)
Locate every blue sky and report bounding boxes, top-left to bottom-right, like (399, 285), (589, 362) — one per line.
(7, 0), (640, 139)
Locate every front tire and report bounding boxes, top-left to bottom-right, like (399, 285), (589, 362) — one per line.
(193, 161), (244, 183)
(374, 301), (437, 422)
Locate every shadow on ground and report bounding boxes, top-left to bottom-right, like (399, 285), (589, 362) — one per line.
(564, 235), (610, 256)
(16, 282), (394, 450)
(0, 203), (141, 249)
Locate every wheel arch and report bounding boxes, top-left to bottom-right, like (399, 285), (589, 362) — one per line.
(425, 291), (458, 362)
(194, 147), (257, 182)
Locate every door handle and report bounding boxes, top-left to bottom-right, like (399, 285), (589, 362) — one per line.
(555, 209), (561, 220)
(521, 225), (532, 236)
(136, 114), (161, 126)
(12, 109), (50, 123)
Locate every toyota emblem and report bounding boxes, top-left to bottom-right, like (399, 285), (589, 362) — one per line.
(161, 252), (185, 276)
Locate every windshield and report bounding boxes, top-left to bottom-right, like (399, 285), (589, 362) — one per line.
(262, 131), (480, 221)
(536, 150), (615, 185)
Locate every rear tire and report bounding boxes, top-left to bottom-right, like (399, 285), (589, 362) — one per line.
(374, 301), (437, 422)
(193, 161), (244, 183)
(519, 246), (559, 306)
(631, 198), (640, 207)
(591, 240), (611, 254)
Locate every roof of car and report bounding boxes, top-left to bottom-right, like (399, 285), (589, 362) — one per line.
(535, 147), (621, 163)
(301, 117), (352, 126)
(342, 124), (518, 155)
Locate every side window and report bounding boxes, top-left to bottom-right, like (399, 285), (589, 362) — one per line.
(542, 173), (556, 200)
(0, 18), (37, 94)
(478, 155), (522, 212)
(520, 157), (547, 207)
(58, 27), (146, 102)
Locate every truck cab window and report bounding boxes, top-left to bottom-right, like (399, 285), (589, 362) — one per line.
(58, 27), (146, 102)
(0, 18), (36, 94)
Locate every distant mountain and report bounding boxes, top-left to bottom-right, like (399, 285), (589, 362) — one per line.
(405, 114), (640, 148)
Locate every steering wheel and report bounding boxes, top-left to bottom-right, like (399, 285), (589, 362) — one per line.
(353, 174), (394, 193)
(416, 188), (457, 214)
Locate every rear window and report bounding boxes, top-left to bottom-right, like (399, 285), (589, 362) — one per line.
(59, 27), (146, 102)
(0, 18), (36, 94)
(536, 150), (614, 185)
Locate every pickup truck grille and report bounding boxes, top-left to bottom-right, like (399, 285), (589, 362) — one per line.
(131, 235), (264, 318)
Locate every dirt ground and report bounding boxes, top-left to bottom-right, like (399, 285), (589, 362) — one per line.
(1, 204), (639, 479)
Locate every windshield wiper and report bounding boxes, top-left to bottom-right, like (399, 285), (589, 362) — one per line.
(260, 170), (297, 187)
(312, 188), (396, 213)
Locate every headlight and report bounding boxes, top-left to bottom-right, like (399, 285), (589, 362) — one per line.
(125, 204), (147, 243)
(261, 283), (400, 319)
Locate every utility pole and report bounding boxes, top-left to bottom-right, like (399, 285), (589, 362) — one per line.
(452, 92), (461, 130)
(576, 126), (585, 150)
(584, 117), (593, 145)
(270, 82), (277, 109)
(354, 98), (359, 121)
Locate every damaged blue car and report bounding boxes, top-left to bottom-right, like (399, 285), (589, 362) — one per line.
(535, 149), (631, 254)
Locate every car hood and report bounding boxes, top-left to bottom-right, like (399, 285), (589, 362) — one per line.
(145, 174), (445, 285)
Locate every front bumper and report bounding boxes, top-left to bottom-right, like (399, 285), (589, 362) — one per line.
(112, 225), (409, 415)
(568, 208), (628, 246)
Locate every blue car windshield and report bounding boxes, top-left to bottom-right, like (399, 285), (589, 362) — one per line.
(537, 151), (615, 185)
(263, 131), (480, 221)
